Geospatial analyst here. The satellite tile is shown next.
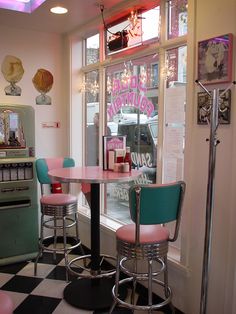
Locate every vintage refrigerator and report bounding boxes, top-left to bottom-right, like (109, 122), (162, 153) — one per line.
(0, 104), (38, 265)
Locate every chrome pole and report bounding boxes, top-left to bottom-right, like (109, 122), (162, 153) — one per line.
(200, 88), (219, 314)
(196, 80), (235, 314)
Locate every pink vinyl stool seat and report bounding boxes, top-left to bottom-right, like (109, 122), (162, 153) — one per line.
(41, 194), (77, 206)
(116, 224), (170, 244)
(0, 291), (14, 314)
(40, 194), (78, 217)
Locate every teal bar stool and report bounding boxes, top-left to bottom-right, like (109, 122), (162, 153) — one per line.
(110, 181), (186, 313)
(34, 157), (84, 281)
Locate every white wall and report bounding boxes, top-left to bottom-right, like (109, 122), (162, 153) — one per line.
(0, 26), (68, 158)
(184, 0), (236, 313)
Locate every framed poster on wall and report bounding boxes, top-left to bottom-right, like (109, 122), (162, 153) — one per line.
(197, 90), (231, 124)
(197, 33), (233, 85)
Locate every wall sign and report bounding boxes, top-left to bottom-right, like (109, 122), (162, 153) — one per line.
(41, 122), (60, 128)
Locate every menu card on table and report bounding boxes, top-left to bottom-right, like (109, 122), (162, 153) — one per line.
(103, 135), (126, 170)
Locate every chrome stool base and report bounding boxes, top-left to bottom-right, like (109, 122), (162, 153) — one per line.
(110, 254), (172, 313)
(111, 277), (172, 312)
(68, 253), (116, 278)
(34, 213), (83, 281)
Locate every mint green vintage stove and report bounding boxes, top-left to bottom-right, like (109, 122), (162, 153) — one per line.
(0, 104), (38, 265)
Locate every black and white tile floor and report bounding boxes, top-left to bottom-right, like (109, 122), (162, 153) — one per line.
(0, 248), (183, 314)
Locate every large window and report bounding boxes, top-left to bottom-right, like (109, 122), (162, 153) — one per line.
(75, 0), (188, 234)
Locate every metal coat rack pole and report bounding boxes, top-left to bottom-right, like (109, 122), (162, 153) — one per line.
(196, 80), (236, 314)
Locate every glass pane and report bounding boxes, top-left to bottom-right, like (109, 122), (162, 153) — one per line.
(86, 34), (99, 65)
(106, 6), (160, 55)
(85, 70), (99, 166)
(105, 54), (158, 223)
(142, 6), (160, 42)
(0, 110), (25, 148)
(163, 46), (186, 182)
(163, 46), (186, 251)
(106, 20), (141, 54)
(166, 46), (187, 87)
(167, 0), (188, 39)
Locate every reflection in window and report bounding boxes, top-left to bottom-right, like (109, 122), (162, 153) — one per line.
(86, 34), (99, 65)
(167, 0), (188, 39)
(142, 6), (160, 42)
(151, 63), (159, 87)
(163, 46), (186, 182)
(104, 54), (158, 223)
(163, 46), (187, 251)
(166, 46), (187, 87)
(106, 6), (160, 55)
(85, 71), (99, 166)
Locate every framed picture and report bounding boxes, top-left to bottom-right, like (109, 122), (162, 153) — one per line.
(102, 135), (126, 170)
(197, 90), (231, 124)
(198, 33), (233, 85)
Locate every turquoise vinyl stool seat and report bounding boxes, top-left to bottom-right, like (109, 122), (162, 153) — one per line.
(34, 157), (84, 281)
(109, 181), (186, 313)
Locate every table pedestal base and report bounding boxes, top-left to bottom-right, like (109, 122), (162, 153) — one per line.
(64, 277), (126, 310)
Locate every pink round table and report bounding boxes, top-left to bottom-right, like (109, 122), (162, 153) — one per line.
(48, 166), (142, 310)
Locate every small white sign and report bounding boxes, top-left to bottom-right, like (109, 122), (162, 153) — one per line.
(41, 122), (60, 128)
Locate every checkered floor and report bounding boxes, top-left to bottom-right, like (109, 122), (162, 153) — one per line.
(0, 247), (183, 314)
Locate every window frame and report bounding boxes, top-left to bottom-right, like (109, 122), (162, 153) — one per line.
(76, 0), (188, 263)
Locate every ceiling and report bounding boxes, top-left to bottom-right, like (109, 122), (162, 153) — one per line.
(0, 0), (128, 35)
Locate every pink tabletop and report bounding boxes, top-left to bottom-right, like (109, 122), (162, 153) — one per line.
(48, 166), (142, 184)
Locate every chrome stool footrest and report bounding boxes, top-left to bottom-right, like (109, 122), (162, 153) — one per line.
(111, 276), (172, 311)
(39, 235), (82, 253)
(43, 216), (76, 230)
(68, 254), (116, 278)
(120, 257), (166, 278)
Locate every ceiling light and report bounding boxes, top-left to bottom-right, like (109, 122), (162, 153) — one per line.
(50, 6), (68, 14)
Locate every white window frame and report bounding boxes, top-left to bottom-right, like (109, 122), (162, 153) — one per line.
(71, 0), (188, 265)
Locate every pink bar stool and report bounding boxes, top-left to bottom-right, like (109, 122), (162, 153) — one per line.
(0, 291), (14, 314)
